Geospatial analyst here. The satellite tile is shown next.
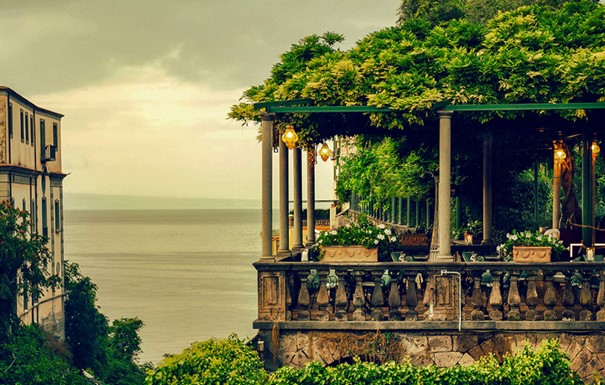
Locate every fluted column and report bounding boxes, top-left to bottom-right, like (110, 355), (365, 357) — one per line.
(438, 111), (453, 259)
(261, 114), (274, 259)
(482, 130), (493, 244)
(277, 139), (290, 255)
(292, 148), (304, 252)
(306, 148), (316, 247)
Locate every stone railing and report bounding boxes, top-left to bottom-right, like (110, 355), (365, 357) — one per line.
(255, 260), (605, 329)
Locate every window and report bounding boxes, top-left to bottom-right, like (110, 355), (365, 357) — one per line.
(8, 103), (12, 138)
(30, 115), (34, 146)
(54, 200), (60, 232)
(20, 109), (24, 142)
(22, 199), (26, 212)
(41, 198), (47, 238)
(52, 123), (58, 148)
(30, 199), (36, 234)
(40, 120), (46, 157)
(25, 112), (29, 143)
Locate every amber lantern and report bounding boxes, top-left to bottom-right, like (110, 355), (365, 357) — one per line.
(281, 125), (299, 150)
(592, 141), (600, 157)
(318, 143), (332, 162)
(554, 141), (566, 163)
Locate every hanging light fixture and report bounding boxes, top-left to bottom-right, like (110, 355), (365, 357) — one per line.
(281, 125), (298, 150)
(318, 143), (332, 162)
(592, 141), (600, 156)
(554, 141), (566, 162)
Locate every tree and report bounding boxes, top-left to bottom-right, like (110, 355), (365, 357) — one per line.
(0, 201), (59, 340)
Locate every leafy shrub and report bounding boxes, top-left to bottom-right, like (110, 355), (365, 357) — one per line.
(144, 334), (267, 385)
(0, 325), (89, 385)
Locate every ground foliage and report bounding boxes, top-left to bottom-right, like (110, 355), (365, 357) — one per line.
(144, 337), (587, 385)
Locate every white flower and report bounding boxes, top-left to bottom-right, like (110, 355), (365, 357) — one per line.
(330, 230), (337, 235)
(384, 229), (392, 236)
(377, 234), (385, 240)
(390, 236), (397, 242)
(378, 224), (386, 229)
(374, 240), (379, 245)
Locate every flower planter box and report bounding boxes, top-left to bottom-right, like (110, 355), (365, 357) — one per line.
(401, 233), (429, 246)
(320, 245), (378, 263)
(513, 246), (552, 263)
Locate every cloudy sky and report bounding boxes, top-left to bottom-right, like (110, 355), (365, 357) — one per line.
(2, 1), (400, 202)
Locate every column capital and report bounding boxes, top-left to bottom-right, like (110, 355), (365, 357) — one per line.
(261, 113), (276, 121)
(438, 110), (453, 119)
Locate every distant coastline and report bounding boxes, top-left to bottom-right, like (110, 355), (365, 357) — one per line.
(63, 193), (261, 211)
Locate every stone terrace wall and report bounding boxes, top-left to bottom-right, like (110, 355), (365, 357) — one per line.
(264, 330), (605, 382)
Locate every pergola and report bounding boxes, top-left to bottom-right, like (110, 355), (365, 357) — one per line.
(255, 100), (605, 260)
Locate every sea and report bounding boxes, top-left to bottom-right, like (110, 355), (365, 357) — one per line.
(63, 209), (261, 365)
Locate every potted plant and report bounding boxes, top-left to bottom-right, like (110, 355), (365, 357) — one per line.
(315, 215), (398, 263)
(496, 230), (566, 262)
(463, 220), (483, 245)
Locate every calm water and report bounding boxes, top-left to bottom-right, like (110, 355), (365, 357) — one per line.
(63, 209), (261, 364)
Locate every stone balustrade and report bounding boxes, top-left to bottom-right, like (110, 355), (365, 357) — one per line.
(255, 260), (605, 326)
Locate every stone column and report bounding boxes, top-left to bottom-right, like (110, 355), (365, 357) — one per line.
(553, 141), (562, 229)
(292, 147), (304, 253)
(582, 129), (594, 247)
(261, 114), (274, 260)
(277, 138), (290, 256)
(438, 111), (453, 260)
(482, 130), (493, 245)
(306, 148), (316, 247)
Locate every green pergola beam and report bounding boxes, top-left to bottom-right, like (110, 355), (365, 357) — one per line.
(266, 105), (395, 113)
(442, 102), (605, 112)
(254, 101), (605, 114)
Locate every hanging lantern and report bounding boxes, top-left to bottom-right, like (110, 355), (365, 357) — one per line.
(592, 141), (600, 156)
(318, 143), (332, 162)
(554, 141), (566, 162)
(281, 125), (298, 150)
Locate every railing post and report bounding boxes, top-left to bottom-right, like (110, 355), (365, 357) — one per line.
(370, 271), (385, 321)
(562, 273), (576, 321)
(507, 271), (521, 321)
(405, 271), (419, 321)
(488, 271), (503, 321)
(335, 271), (349, 321)
(525, 272), (539, 321)
(543, 274), (558, 321)
(316, 270), (330, 321)
(388, 276), (402, 321)
(579, 276), (593, 321)
(597, 271), (605, 321)
(470, 276), (484, 320)
(351, 272), (366, 321)
(297, 272), (311, 321)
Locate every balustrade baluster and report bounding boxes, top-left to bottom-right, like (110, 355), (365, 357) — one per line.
(597, 272), (605, 321)
(507, 271), (521, 321)
(405, 271), (418, 320)
(470, 276), (484, 320)
(579, 276), (593, 321)
(562, 273), (576, 321)
(370, 271), (385, 321)
(388, 276), (402, 320)
(525, 272), (539, 321)
(297, 272), (311, 320)
(335, 271), (349, 321)
(488, 271), (503, 320)
(351, 271), (366, 321)
(286, 273), (292, 321)
(316, 270), (330, 321)
(543, 274), (558, 321)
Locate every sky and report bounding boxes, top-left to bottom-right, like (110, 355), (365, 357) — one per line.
(1, 0), (401, 202)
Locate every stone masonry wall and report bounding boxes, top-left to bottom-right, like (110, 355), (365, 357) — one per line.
(271, 330), (605, 382)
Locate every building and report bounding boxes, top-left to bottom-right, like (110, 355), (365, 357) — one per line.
(0, 86), (66, 338)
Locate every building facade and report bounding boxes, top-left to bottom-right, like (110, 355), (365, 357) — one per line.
(0, 86), (66, 338)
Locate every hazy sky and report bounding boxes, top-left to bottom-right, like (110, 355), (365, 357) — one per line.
(2, 1), (400, 200)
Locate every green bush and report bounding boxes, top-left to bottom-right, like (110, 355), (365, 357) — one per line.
(0, 325), (89, 385)
(144, 334), (267, 385)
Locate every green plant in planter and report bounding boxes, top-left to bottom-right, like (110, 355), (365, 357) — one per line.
(315, 215), (398, 260)
(497, 229), (566, 261)
(464, 219), (483, 237)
